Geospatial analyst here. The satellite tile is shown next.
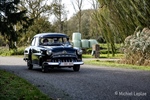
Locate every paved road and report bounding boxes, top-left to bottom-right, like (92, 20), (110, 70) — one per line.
(0, 56), (150, 100)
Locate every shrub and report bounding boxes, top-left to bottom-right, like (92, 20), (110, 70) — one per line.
(123, 27), (150, 66)
(0, 47), (25, 56)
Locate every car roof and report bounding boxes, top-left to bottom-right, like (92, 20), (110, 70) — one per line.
(34, 33), (68, 38)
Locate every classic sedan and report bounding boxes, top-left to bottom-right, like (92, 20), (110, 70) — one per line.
(24, 33), (84, 72)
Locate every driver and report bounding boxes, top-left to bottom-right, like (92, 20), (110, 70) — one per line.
(43, 38), (49, 44)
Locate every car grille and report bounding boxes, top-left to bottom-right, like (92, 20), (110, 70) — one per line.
(51, 58), (78, 62)
(53, 53), (76, 57)
(50, 48), (78, 63)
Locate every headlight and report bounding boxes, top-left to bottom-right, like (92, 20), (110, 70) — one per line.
(46, 50), (52, 55)
(77, 49), (82, 55)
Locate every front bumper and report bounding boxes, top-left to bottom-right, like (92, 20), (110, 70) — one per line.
(43, 61), (84, 66)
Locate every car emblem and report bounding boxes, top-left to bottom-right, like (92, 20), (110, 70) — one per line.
(62, 50), (67, 54)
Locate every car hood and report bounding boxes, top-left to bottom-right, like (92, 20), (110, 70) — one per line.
(41, 46), (76, 53)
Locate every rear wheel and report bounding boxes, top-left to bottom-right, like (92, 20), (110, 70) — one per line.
(27, 53), (33, 70)
(73, 65), (80, 72)
(42, 64), (49, 73)
(27, 60), (33, 70)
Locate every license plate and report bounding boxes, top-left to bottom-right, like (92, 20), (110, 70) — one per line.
(60, 62), (73, 66)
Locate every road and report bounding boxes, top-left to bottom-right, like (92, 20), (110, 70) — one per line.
(0, 56), (150, 100)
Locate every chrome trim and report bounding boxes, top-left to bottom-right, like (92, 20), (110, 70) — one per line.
(44, 61), (84, 66)
(73, 62), (84, 65)
(45, 62), (59, 66)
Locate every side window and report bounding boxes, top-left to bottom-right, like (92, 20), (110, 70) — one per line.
(35, 37), (39, 46)
(31, 38), (36, 46)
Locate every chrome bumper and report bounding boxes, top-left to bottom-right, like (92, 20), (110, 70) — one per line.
(43, 61), (84, 66)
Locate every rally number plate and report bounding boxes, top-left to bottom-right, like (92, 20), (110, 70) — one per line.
(60, 62), (74, 66)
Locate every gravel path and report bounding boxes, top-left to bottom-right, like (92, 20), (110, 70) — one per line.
(0, 56), (150, 100)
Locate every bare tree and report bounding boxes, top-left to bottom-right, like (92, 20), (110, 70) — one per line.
(20, 0), (52, 19)
(52, 0), (67, 33)
(89, 0), (99, 9)
(89, 0), (101, 40)
(71, 0), (83, 33)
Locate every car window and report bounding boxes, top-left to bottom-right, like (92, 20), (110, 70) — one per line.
(39, 37), (70, 46)
(62, 38), (70, 44)
(31, 38), (36, 46)
(40, 38), (53, 45)
(55, 37), (70, 44)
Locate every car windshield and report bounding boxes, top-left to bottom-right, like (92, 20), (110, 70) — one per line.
(39, 37), (70, 46)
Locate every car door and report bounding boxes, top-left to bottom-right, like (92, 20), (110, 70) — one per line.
(31, 37), (40, 65)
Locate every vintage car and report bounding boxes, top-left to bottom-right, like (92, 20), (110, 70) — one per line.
(24, 33), (84, 72)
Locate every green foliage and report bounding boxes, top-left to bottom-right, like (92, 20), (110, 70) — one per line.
(51, 0), (68, 33)
(84, 60), (150, 71)
(84, 43), (122, 57)
(92, 0), (150, 56)
(0, 47), (25, 56)
(20, 0), (52, 19)
(18, 0), (54, 46)
(83, 53), (124, 59)
(123, 27), (150, 66)
(67, 9), (93, 39)
(0, 70), (51, 100)
(0, 35), (5, 46)
(18, 17), (54, 46)
(0, 0), (32, 49)
(85, 48), (115, 54)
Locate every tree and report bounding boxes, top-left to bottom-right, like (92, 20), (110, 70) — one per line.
(92, 0), (150, 56)
(20, 0), (52, 19)
(67, 9), (93, 39)
(89, 0), (102, 41)
(0, 0), (32, 49)
(19, 0), (53, 45)
(51, 0), (67, 33)
(18, 16), (55, 46)
(72, 0), (84, 33)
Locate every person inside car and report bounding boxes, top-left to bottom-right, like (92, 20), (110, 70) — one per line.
(53, 38), (59, 43)
(43, 38), (49, 45)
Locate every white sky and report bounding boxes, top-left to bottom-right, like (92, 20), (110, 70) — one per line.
(62, 0), (92, 19)
(49, 0), (92, 22)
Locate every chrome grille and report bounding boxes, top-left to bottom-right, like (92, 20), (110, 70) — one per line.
(53, 53), (77, 58)
(51, 58), (77, 62)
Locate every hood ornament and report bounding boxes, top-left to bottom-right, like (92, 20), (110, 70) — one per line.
(62, 50), (67, 54)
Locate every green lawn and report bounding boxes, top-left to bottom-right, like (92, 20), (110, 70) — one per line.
(83, 54), (124, 59)
(84, 60), (150, 71)
(0, 70), (51, 100)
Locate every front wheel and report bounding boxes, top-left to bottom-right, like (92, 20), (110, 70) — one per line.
(42, 64), (49, 73)
(27, 60), (33, 70)
(73, 65), (80, 72)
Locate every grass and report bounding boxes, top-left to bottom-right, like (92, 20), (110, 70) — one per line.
(0, 47), (25, 56)
(84, 60), (150, 71)
(83, 54), (124, 59)
(0, 70), (51, 100)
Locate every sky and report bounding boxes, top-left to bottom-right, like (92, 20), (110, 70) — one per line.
(49, 0), (92, 22)
(62, 0), (91, 18)
(62, 0), (92, 19)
